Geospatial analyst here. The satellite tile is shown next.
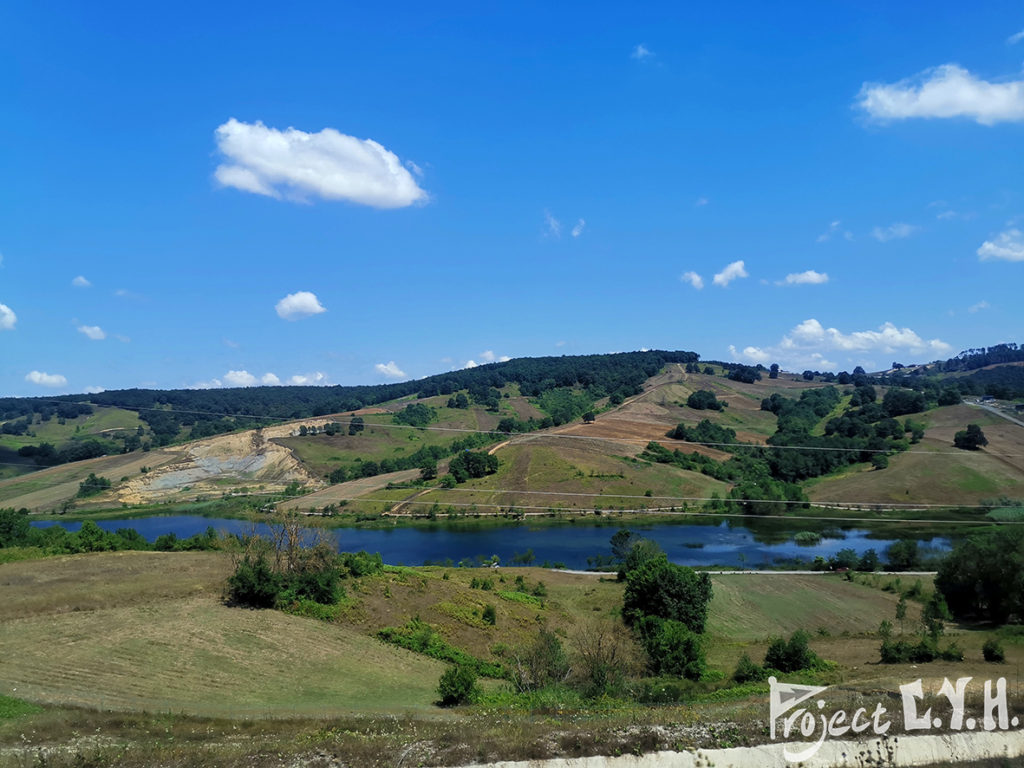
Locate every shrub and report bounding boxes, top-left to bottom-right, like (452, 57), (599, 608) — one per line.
(983, 639), (1006, 663)
(765, 630), (817, 673)
(510, 628), (570, 693)
(482, 604), (497, 625)
(733, 653), (768, 683)
(340, 550), (383, 577)
(227, 554), (282, 608)
(437, 665), (479, 706)
(686, 390), (723, 411)
(637, 616), (705, 680)
(622, 555), (712, 633)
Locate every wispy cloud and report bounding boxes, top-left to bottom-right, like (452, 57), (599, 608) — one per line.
(77, 325), (106, 340)
(25, 370), (67, 388)
(0, 303), (15, 331)
(977, 228), (1024, 261)
(374, 361), (406, 379)
(571, 218), (586, 238)
(214, 119), (427, 208)
(712, 260), (748, 288)
(631, 44), (654, 60)
(857, 64), (1024, 125)
(680, 271), (704, 290)
(275, 291), (326, 320)
(1008, 29), (1024, 45)
(544, 210), (561, 238)
(816, 220), (853, 243)
(778, 270), (829, 286)
(872, 222), (919, 242)
(694, 196), (709, 207)
(71, 275), (91, 288)
(968, 300), (990, 313)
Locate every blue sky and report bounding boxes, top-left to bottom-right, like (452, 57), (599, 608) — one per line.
(2, 1), (1023, 396)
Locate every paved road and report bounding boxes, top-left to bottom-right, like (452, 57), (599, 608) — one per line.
(966, 400), (1024, 428)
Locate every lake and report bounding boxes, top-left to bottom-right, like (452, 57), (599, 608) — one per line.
(32, 515), (950, 569)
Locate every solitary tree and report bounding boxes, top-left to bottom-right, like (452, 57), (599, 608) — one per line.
(769, 363), (780, 380)
(954, 424), (988, 451)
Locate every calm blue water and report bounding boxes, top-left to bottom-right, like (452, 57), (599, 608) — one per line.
(31, 516), (950, 569)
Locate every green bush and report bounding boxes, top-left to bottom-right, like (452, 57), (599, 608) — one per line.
(983, 638), (1006, 663)
(340, 550), (383, 577)
(482, 604), (497, 625)
(765, 630), (817, 673)
(636, 616), (705, 680)
(438, 665), (479, 706)
(377, 619), (505, 678)
(733, 653), (768, 683)
(622, 555), (712, 633)
(227, 554), (282, 608)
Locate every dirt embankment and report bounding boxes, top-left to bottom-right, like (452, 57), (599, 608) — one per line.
(117, 424), (330, 505)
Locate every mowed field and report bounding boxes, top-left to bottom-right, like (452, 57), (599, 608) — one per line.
(808, 403), (1024, 506)
(0, 449), (181, 512)
(0, 552), (446, 716)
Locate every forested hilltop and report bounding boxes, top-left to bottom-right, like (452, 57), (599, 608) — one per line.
(0, 350), (698, 446)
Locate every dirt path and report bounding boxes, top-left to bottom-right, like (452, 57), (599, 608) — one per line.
(278, 469), (419, 511)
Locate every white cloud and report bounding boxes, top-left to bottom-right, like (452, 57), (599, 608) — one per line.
(464, 360), (479, 369)
(275, 291), (326, 320)
(544, 210), (561, 238)
(1008, 29), (1024, 45)
(477, 351), (510, 364)
(25, 370), (68, 388)
(288, 372), (328, 386)
(731, 318), (951, 371)
(77, 325), (106, 340)
(695, 196), (709, 207)
(114, 334), (131, 343)
(857, 64), (1024, 125)
(712, 260), (748, 287)
(816, 220), (853, 243)
(968, 300), (990, 313)
(84, 386), (106, 394)
(224, 370), (258, 387)
(214, 118), (427, 208)
(71, 275), (91, 288)
(779, 270), (829, 286)
(631, 44), (654, 60)
(571, 219), (586, 238)
(262, 373), (281, 386)
(374, 361), (406, 379)
(872, 222), (919, 242)
(977, 228), (1024, 261)
(680, 271), (704, 290)
(0, 303), (15, 331)
(190, 378), (223, 390)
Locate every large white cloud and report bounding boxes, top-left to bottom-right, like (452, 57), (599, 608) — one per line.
(730, 319), (952, 371)
(77, 324), (106, 340)
(712, 260), (748, 287)
(375, 361), (406, 379)
(25, 370), (68, 388)
(857, 64), (1024, 125)
(224, 370), (258, 387)
(0, 303), (15, 331)
(214, 118), (427, 208)
(977, 228), (1024, 262)
(275, 291), (326, 320)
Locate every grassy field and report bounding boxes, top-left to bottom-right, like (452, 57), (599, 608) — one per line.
(0, 407), (143, 452)
(808, 403), (1024, 506)
(0, 449), (180, 512)
(0, 552), (446, 715)
(1, 550), (1020, 766)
